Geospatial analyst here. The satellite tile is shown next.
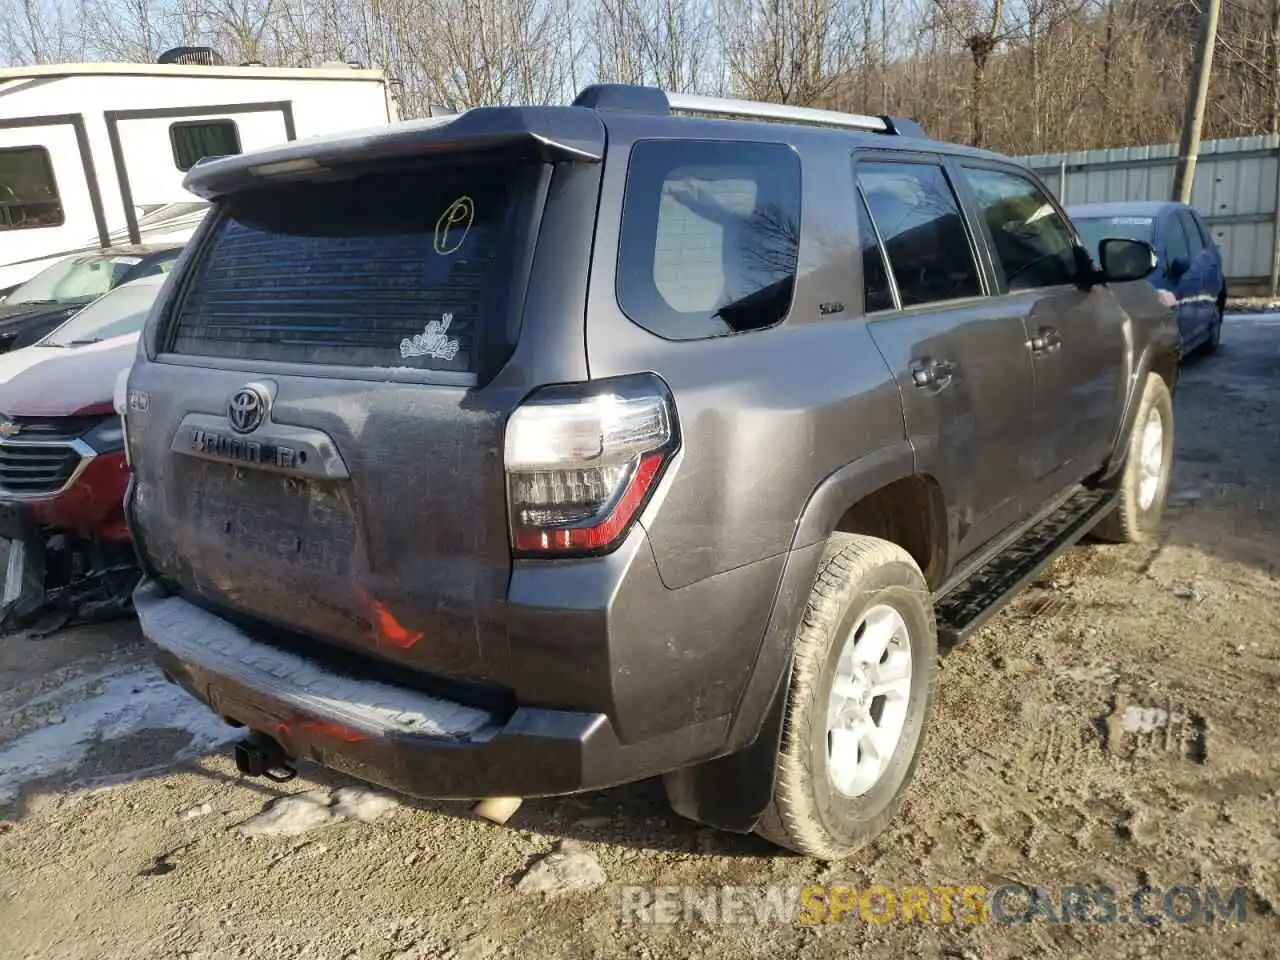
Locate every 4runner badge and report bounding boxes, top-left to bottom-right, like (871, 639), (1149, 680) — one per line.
(400, 313), (460, 362)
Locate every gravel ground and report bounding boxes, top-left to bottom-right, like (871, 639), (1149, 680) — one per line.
(1, 316), (1278, 960)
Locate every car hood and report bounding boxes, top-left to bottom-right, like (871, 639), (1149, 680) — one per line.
(0, 334), (139, 418)
(0, 300), (82, 332)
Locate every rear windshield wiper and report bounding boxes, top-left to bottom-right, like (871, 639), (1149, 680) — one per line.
(65, 337), (103, 346)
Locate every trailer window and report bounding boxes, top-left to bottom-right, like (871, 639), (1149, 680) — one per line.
(171, 120), (241, 171)
(0, 146), (64, 231)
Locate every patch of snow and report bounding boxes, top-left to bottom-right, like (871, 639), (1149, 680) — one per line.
(0, 666), (237, 804)
(232, 786), (400, 837)
(515, 840), (607, 897)
(234, 790), (339, 837)
(1121, 705), (1169, 735)
(181, 801), (214, 820)
(330, 786), (399, 823)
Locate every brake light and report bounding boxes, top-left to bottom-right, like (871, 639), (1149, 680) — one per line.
(504, 374), (678, 556)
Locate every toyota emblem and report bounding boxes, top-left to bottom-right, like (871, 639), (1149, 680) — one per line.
(227, 385), (269, 434)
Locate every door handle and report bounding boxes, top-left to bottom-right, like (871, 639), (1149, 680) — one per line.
(910, 358), (954, 389)
(1028, 327), (1062, 355)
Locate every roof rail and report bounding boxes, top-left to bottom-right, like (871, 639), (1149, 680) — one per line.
(571, 84), (925, 137)
(666, 92), (889, 134)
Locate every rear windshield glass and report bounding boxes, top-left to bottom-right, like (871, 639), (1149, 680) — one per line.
(1073, 215), (1156, 259)
(167, 164), (531, 370)
(617, 140), (801, 340)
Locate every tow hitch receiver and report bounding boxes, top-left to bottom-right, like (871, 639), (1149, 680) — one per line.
(234, 732), (298, 783)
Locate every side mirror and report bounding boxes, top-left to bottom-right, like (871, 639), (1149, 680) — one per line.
(1098, 238), (1157, 283)
(1167, 255), (1191, 280)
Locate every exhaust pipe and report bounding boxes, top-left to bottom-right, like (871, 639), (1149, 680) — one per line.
(233, 731), (297, 783)
(472, 796), (522, 825)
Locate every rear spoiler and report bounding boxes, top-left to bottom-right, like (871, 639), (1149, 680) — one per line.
(182, 106), (606, 200)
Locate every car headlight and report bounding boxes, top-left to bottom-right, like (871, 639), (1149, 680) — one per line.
(82, 416), (126, 454)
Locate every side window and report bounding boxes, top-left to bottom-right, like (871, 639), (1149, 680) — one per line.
(0, 146), (64, 231)
(617, 140), (801, 340)
(856, 161), (982, 307)
(1177, 211), (1205, 255)
(961, 166), (1076, 290)
(1163, 214), (1192, 264)
(855, 190), (895, 312)
(170, 120), (241, 172)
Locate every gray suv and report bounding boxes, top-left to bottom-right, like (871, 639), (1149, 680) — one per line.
(123, 84), (1180, 858)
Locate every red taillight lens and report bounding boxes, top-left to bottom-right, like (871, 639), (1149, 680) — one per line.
(505, 375), (677, 557)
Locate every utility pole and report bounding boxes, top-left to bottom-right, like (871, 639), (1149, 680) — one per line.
(1172, 0), (1222, 203)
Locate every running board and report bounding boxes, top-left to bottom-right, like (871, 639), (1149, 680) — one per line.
(933, 489), (1117, 646)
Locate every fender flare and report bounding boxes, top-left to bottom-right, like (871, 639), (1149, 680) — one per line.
(663, 440), (920, 832)
(1098, 335), (1180, 485)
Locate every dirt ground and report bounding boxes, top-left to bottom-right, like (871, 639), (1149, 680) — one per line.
(2, 316), (1278, 960)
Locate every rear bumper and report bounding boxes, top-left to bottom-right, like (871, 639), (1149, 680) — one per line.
(134, 580), (731, 798)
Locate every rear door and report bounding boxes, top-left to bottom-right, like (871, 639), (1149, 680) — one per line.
(857, 156), (1037, 561)
(1160, 210), (1200, 343)
(126, 158), (559, 686)
(1175, 208), (1218, 340)
(955, 162), (1127, 502)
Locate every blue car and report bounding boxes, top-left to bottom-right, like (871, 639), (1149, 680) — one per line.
(1068, 200), (1225, 357)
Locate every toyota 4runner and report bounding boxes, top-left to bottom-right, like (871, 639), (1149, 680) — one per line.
(124, 85), (1179, 858)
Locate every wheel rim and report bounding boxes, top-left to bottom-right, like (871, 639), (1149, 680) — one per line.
(1137, 406), (1165, 511)
(826, 604), (913, 798)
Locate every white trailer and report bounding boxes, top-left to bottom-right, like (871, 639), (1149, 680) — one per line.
(0, 53), (398, 292)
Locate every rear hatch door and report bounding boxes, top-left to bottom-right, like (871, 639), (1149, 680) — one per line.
(128, 146), (589, 689)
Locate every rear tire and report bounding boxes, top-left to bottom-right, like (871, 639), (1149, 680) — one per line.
(755, 534), (937, 860)
(1093, 373), (1174, 544)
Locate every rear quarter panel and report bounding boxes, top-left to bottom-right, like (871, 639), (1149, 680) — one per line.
(582, 118), (908, 591)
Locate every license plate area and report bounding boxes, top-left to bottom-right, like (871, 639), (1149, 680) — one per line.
(192, 464), (359, 576)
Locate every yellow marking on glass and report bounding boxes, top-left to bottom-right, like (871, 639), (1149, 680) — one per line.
(434, 196), (475, 255)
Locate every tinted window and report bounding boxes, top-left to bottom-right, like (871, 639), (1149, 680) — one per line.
(169, 163), (534, 370)
(856, 191), (894, 312)
(0, 146), (63, 231)
(1164, 214), (1192, 263)
(962, 167), (1076, 290)
(171, 120), (241, 171)
(1177, 210), (1205, 254)
(618, 140), (801, 340)
(857, 162), (981, 307)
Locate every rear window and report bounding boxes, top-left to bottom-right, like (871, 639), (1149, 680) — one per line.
(167, 164), (533, 371)
(1073, 215), (1156, 260)
(617, 140), (801, 340)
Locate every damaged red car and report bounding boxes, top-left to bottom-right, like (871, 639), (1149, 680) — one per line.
(0, 273), (167, 632)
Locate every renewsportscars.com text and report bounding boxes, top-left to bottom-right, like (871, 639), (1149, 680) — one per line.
(619, 884), (1251, 926)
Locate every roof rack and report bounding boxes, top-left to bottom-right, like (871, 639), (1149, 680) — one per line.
(571, 84), (926, 138)
(666, 92), (888, 133)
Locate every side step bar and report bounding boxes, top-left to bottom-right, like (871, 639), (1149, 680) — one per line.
(933, 488), (1117, 646)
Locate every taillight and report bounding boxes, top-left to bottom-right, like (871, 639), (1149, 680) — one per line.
(505, 373), (678, 556)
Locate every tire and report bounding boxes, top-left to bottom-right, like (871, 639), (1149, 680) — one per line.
(1093, 373), (1174, 544)
(755, 534), (937, 860)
